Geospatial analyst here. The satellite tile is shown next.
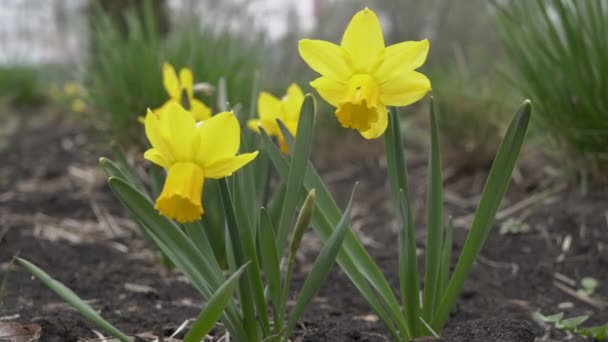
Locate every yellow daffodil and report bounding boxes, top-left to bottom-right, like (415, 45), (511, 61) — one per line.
(144, 102), (258, 223)
(154, 63), (212, 122)
(247, 83), (304, 154)
(298, 7), (431, 139)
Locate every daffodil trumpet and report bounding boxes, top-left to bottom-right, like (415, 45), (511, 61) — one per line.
(143, 102), (258, 223)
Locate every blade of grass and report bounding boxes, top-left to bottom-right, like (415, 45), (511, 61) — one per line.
(16, 258), (130, 342)
(422, 99), (444, 323)
(183, 262), (250, 342)
(282, 184), (357, 340)
(432, 100), (531, 330)
(385, 107), (419, 336)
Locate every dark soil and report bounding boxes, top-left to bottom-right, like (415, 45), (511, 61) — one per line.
(1, 112), (606, 341)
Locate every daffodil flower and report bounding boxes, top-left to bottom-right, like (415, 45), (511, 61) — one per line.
(247, 83), (304, 154)
(298, 7), (431, 139)
(154, 63), (212, 122)
(144, 103), (258, 223)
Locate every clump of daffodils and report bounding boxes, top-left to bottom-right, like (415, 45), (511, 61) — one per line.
(143, 103), (257, 222)
(247, 83), (304, 154)
(299, 7), (431, 139)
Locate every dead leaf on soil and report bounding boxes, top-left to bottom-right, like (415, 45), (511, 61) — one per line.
(0, 322), (41, 342)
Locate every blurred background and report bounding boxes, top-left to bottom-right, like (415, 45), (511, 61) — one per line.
(1, 0), (606, 184)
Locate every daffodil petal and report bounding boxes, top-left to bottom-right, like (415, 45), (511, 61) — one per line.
(380, 71), (431, 107)
(145, 108), (173, 163)
(284, 83), (305, 121)
(160, 102), (198, 161)
(205, 152), (259, 179)
(179, 68), (194, 99)
(162, 63), (180, 100)
(341, 8), (385, 72)
(144, 148), (171, 169)
(310, 76), (346, 107)
(197, 112), (240, 165)
(360, 104), (388, 139)
(258, 92), (283, 121)
(375, 39), (430, 83)
(247, 119), (263, 133)
(298, 39), (352, 81)
(191, 99), (212, 121)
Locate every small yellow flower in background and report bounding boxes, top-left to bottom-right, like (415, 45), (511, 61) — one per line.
(247, 83), (304, 154)
(298, 7), (431, 139)
(144, 103), (258, 223)
(154, 63), (212, 122)
(71, 98), (86, 113)
(63, 82), (82, 97)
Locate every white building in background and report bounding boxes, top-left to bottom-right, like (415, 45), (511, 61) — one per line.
(0, 0), (316, 65)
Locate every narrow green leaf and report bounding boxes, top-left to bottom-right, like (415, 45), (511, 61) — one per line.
(283, 184), (357, 340)
(288, 189), (316, 260)
(183, 262), (250, 342)
(281, 189), (316, 324)
(386, 107), (419, 337)
(258, 208), (282, 331)
(16, 257), (130, 342)
(432, 101), (531, 330)
(183, 222), (224, 278)
(111, 144), (147, 193)
(422, 99), (444, 322)
(99, 157), (128, 181)
(275, 94), (316, 253)
(218, 178), (263, 339)
(226, 172), (272, 337)
(260, 126), (405, 341)
(107, 177), (246, 339)
(439, 217), (454, 294)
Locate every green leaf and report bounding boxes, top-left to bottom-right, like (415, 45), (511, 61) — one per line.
(107, 177), (246, 339)
(258, 208), (282, 331)
(422, 99), (444, 323)
(282, 189), (316, 324)
(225, 171), (272, 337)
(183, 262), (250, 342)
(558, 315), (589, 330)
(432, 100), (531, 330)
(534, 311), (563, 323)
(99, 157), (128, 181)
(283, 184), (357, 340)
(260, 125), (404, 341)
(16, 258), (130, 342)
(275, 94), (316, 253)
(580, 323), (608, 339)
(111, 144), (147, 193)
(439, 217), (454, 294)
(183, 222), (224, 278)
(386, 107), (419, 337)
(218, 178), (260, 340)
